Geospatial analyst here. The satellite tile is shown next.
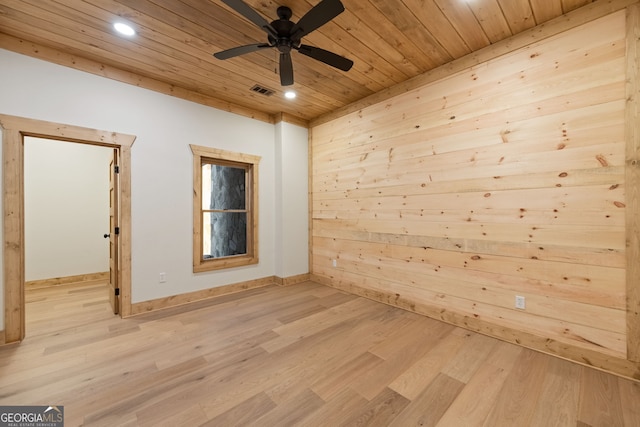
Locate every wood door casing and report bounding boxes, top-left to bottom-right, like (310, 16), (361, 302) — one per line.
(0, 114), (135, 343)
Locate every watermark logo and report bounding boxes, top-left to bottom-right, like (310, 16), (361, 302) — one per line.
(0, 406), (64, 427)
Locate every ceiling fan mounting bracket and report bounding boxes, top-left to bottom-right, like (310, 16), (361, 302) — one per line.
(277, 6), (292, 20)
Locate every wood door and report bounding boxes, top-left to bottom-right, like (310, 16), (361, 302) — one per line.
(108, 148), (120, 314)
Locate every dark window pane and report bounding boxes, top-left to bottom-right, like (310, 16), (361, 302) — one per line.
(203, 212), (247, 258)
(202, 164), (246, 210)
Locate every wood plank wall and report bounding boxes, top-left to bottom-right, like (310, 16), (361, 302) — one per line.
(310, 9), (640, 379)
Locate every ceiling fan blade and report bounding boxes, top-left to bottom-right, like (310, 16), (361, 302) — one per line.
(213, 43), (272, 60)
(297, 45), (353, 71)
(280, 53), (294, 86)
(221, 0), (277, 37)
(290, 0), (345, 42)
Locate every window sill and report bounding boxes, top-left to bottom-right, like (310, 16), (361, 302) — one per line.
(193, 255), (258, 273)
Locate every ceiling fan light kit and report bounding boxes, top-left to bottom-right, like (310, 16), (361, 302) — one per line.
(214, 0), (354, 86)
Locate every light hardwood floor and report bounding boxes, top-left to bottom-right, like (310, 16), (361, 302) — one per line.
(1, 280), (639, 426)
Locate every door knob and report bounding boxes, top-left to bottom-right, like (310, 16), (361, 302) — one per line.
(104, 233), (110, 238)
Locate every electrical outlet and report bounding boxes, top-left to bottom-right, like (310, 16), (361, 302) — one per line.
(515, 295), (526, 309)
(159, 272), (167, 283)
(332, 259), (337, 268)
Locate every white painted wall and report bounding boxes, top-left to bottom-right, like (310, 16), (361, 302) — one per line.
(24, 137), (111, 281)
(275, 122), (309, 278)
(0, 48), (309, 329)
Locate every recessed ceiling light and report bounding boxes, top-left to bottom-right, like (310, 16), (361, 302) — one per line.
(114, 22), (136, 37)
(284, 90), (296, 99)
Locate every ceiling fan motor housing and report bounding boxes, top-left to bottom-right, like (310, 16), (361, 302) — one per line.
(269, 6), (297, 53)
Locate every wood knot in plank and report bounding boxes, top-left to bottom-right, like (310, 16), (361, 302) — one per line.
(595, 154), (609, 167)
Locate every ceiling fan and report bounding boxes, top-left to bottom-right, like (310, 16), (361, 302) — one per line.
(213, 0), (354, 86)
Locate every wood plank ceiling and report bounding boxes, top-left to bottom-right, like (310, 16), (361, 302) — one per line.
(0, 0), (595, 123)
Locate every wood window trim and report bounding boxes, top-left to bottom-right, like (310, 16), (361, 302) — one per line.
(190, 144), (260, 273)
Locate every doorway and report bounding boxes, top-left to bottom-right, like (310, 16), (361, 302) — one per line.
(24, 137), (114, 332)
(0, 114), (135, 343)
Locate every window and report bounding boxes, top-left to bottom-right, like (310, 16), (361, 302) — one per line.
(190, 145), (260, 272)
